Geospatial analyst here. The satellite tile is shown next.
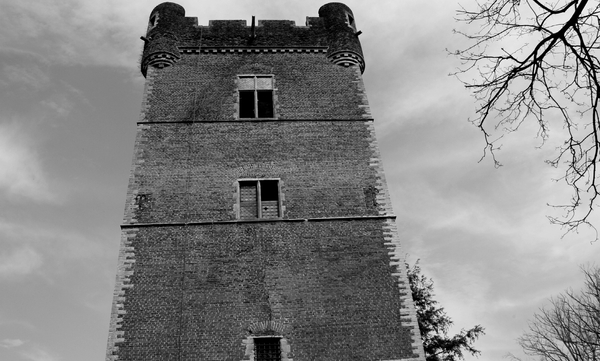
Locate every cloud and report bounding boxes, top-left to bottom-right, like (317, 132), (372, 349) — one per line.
(0, 247), (43, 279)
(0, 217), (108, 283)
(20, 346), (60, 361)
(1, 64), (50, 91)
(0, 47), (49, 63)
(0, 339), (25, 349)
(0, 48), (89, 119)
(0, 122), (57, 203)
(0, 0), (145, 69)
(40, 96), (73, 118)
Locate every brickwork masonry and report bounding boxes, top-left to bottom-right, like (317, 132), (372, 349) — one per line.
(366, 120), (393, 216)
(138, 67), (155, 123)
(122, 123), (151, 225)
(109, 220), (421, 360)
(366, 119), (426, 359)
(382, 218), (426, 361)
(353, 66), (372, 119)
(107, 2), (426, 360)
(105, 229), (137, 361)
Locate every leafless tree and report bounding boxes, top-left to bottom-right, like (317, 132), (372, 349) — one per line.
(508, 266), (600, 361)
(453, 0), (600, 237)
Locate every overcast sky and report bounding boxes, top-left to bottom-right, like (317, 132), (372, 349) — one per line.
(0, 0), (598, 360)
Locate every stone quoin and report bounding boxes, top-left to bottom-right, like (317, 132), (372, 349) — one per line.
(105, 2), (426, 360)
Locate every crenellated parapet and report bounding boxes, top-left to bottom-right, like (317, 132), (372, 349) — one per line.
(140, 2), (365, 77)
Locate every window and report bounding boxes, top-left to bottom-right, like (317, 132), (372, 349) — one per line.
(346, 13), (356, 31)
(238, 76), (274, 118)
(239, 179), (280, 219)
(147, 13), (158, 32)
(254, 337), (281, 361)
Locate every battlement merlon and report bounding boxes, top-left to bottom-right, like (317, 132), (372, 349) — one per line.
(141, 2), (365, 76)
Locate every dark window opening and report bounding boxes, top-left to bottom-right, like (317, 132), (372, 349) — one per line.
(149, 14), (157, 27)
(239, 180), (280, 219)
(254, 338), (281, 361)
(347, 14), (354, 26)
(261, 180), (279, 201)
(257, 91), (274, 118)
(238, 76), (274, 119)
(239, 91), (255, 118)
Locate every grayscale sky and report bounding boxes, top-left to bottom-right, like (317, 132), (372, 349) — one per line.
(0, 0), (598, 360)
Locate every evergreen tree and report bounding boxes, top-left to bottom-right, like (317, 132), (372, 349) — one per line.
(407, 261), (485, 361)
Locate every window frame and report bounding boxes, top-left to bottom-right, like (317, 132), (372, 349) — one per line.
(253, 336), (282, 361)
(237, 178), (282, 220)
(346, 13), (356, 31)
(237, 75), (275, 119)
(147, 12), (159, 32)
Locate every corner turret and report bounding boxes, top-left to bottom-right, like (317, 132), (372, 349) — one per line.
(146, 2), (185, 34)
(141, 2), (186, 76)
(318, 3), (365, 73)
(139, 2), (366, 77)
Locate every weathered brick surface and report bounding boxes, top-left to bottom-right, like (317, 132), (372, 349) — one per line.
(105, 229), (136, 361)
(124, 120), (383, 223)
(142, 52), (368, 123)
(106, 2), (425, 361)
(116, 221), (417, 361)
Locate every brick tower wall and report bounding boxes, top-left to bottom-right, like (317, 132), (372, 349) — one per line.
(106, 3), (425, 361)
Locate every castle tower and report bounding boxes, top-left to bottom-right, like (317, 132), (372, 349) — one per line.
(106, 3), (425, 360)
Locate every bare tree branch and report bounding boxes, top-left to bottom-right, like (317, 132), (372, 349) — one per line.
(512, 265), (600, 361)
(453, 0), (600, 239)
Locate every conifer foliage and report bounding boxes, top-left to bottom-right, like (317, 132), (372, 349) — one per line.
(407, 261), (485, 361)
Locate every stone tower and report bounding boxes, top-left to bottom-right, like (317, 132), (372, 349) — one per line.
(106, 2), (425, 360)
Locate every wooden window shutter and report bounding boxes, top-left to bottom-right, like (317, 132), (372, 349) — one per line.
(239, 181), (258, 219)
